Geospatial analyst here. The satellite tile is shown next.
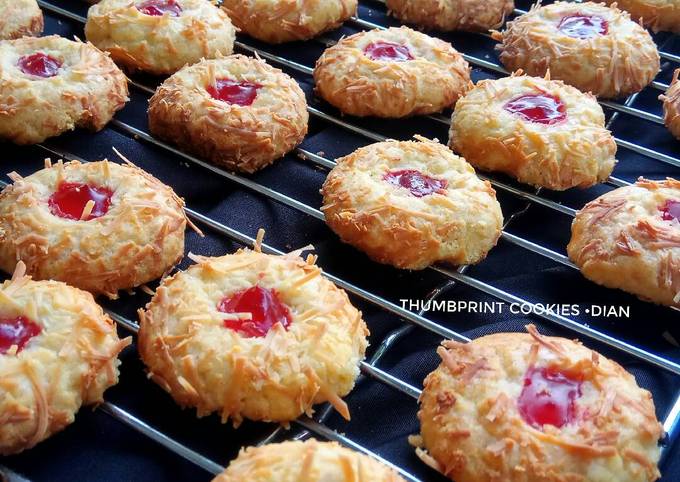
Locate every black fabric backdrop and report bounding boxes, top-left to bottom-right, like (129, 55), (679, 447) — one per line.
(2, 0), (680, 481)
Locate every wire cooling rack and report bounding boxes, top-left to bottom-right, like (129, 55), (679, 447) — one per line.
(2, 0), (680, 480)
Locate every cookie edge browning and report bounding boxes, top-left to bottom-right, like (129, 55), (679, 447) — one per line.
(137, 248), (369, 425)
(313, 26), (472, 118)
(212, 440), (407, 481)
(494, 1), (660, 98)
(385, 0), (514, 32)
(0, 159), (188, 298)
(148, 55), (309, 174)
(321, 137), (503, 270)
(222, 0), (358, 44)
(0, 262), (132, 455)
(416, 327), (663, 482)
(567, 177), (680, 307)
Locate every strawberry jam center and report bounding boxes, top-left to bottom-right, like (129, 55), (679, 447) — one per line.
(218, 285), (292, 338)
(0, 316), (42, 355)
(17, 53), (62, 78)
(504, 93), (567, 125)
(137, 0), (182, 16)
(661, 200), (680, 221)
(364, 41), (414, 62)
(518, 367), (582, 429)
(207, 79), (262, 106)
(558, 14), (608, 39)
(48, 182), (113, 221)
(383, 169), (448, 198)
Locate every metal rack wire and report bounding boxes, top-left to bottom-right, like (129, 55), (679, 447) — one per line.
(13, 1), (680, 480)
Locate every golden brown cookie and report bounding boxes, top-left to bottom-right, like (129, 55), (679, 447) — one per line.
(148, 55), (309, 173)
(85, 0), (235, 74)
(494, 2), (659, 98)
(314, 26), (471, 118)
(449, 73), (617, 190)
(0, 263), (131, 455)
(321, 138), (503, 269)
(416, 326), (663, 482)
(213, 440), (405, 482)
(138, 248), (369, 426)
(0, 35), (128, 145)
(222, 0), (357, 44)
(0, 159), (187, 298)
(567, 178), (680, 307)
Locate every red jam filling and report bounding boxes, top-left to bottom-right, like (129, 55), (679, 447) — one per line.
(17, 53), (62, 78)
(48, 182), (113, 221)
(383, 169), (448, 198)
(558, 14), (609, 39)
(504, 93), (567, 125)
(0, 316), (42, 355)
(364, 41), (414, 62)
(518, 367), (583, 429)
(137, 0), (182, 16)
(207, 79), (262, 106)
(218, 285), (292, 338)
(661, 200), (680, 221)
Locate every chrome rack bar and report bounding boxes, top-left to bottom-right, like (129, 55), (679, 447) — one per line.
(435, 265), (680, 375)
(99, 402), (225, 476)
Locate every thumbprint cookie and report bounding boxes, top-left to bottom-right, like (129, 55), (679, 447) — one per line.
(0, 35), (128, 145)
(221, 0), (357, 44)
(0, 159), (188, 298)
(415, 325), (663, 482)
(321, 138), (503, 270)
(313, 26), (471, 118)
(0, 0), (43, 40)
(85, 0), (236, 75)
(449, 74), (617, 190)
(604, 0), (680, 33)
(568, 178), (680, 307)
(148, 55), (309, 173)
(494, 2), (660, 98)
(660, 69), (680, 141)
(213, 440), (405, 482)
(137, 247), (369, 426)
(386, 0), (514, 32)
(0, 262), (131, 455)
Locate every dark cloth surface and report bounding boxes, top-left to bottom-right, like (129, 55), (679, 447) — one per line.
(2, 0), (680, 481)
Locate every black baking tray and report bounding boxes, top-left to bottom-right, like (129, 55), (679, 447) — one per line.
(2, 0), (680, 481)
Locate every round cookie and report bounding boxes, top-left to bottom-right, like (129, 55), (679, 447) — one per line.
(0, 159), (188, 298)
(313, 26), (471, 118)
(213, 440), (405, 482)
(449, 74), (617, 190)
(660, 69), (680, 141)
(567, 178), (680, 307)
(85, 0), (236, 75)
(604, 0), (680, 33)
(0, 35), (128, 145)
(416, 326), (663, 482)
(0, 262), (131, 455)
(321, 138), (503, 269)
(386, 0), (514, 32)
(148, 55), (309, 173)
(0, 0), (43, 40)
(494, 2), (660, 98)
(221, 0), (357, 44)
(137, 247), (369, 426)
